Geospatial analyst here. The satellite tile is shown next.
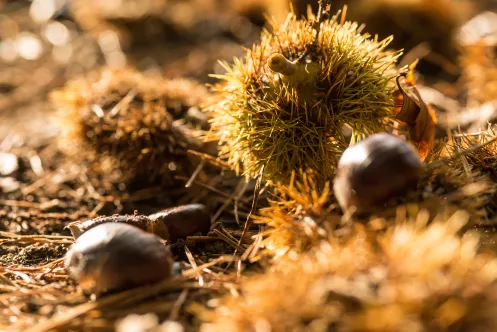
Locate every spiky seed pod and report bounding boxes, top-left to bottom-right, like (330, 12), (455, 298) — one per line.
(333, 133), (423, 215)
(253, 169), (339, 261)
(201, 210), (497, 332)
(209, 9), (402, 183)
(65, 223), (173, 295)
(448, 128), (497, 181)
(51, 68), (211, 190)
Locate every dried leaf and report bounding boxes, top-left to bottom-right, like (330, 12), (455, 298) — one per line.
(393, 74), (421, 127)
(392, 62), (437, 161)
(410, 104), (437, 160)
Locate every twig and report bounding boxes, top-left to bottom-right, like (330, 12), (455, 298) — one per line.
(182, 256), (236, 278)
(187, 150), (231, 170)
(212, 229), (246, 252)
(168, 289), (188, 321)
(233, 167), (265, 259)
(184, 246), (203, 287)
(185, 160), (206, 188)
(174, 176), (233, 199)
(211, 178), (248, 223)
(0, 232), (73, 241)
(0, 199), (60, 210)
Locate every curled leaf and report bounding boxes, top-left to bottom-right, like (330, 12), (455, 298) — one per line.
(394, 73), (421, 127)
(411, 103), (437, 160)
(392, 64), (437, 161)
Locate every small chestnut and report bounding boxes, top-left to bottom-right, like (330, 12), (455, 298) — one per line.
(148, 203), (211, 243)
(333, 133), (423, 214)
(64, 223), (173, 295)
(68, 214), (169, 240)
(68, 204), (211, 243)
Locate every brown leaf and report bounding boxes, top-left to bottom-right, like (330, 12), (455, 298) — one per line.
(394, 73), (421, 127)
(392, 62), (437, 161)
(410, 103), (437, 160)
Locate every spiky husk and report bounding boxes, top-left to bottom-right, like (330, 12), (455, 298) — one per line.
(448, 127), (497, 180)
(51, 68), (211, 190)
(201, 210), (497, 332)
(441, 127), (497, 222)
(209, 9), (401, 183)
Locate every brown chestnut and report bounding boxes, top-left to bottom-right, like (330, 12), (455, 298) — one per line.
(68, 214), (169, 240)
(333, 133), (423, 214)
(148, 204), (211, 243)
(64, 223), (173, 295)
(68, 204), (211, 243)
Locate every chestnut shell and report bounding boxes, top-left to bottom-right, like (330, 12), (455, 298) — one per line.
(65, 223), (173, 295)
(148, 203), (211, 243)
(333, 133), (423, 214)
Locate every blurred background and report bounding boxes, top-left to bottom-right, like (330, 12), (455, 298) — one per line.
(1, 0), (497, 143)
(1, 1), (497, 326)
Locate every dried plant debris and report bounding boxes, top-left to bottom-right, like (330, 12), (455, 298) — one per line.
(0, 231), (240, 331)
(202, 210), (497, 332)
(447, 127), (497, 180)
(255, 156), (496, 261)
(5, 1), (497, 332)
(253, 169), (339, 261)
(116, 313), (183, 332)
(50, 68), (212, 192)
(434, 11), (497, 131)
(393, 67), (438, 160)
(209, 7), (401, 184)
(440, 127), (497, 221)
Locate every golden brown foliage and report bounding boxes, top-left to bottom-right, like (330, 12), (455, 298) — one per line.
(202, 210), (497, 332)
